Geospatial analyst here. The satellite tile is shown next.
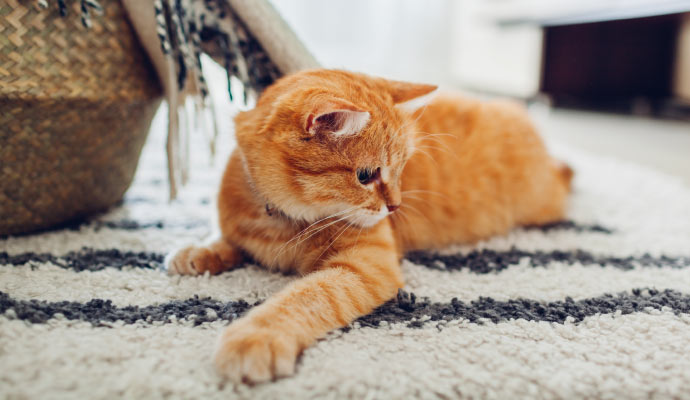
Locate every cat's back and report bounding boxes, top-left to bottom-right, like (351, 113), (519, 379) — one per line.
(407, 93), (544, 188)
(395, 93), (568, 250)
(413, 93), (533, 142)
(413, 93), (480, 140)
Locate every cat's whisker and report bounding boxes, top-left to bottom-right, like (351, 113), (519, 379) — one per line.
(312, 220), (353, 267)
(398, 209), (414, 227)
(411, 147), (438, 166)
(400, 191), (428, 200)
(387, 101), (432, 149)
(290, 211), (357, 250)
(278, 207), (354, 247)
(391, 208), (415, 233)
(415, 144), (451, 156)
(415, 142), (459, 163)
(408, 102), (431, 126)
(282, 209), (362, 261)
(399, 193), (427, 203)
(415, 135), (455, 152)
(400, 192), (423, 198)
(415, 135), (448, 145)
(270, 206), (358, 267)
(401, 190), (450, 204)
(353, 223), (365, 249)
(402, 189), (449, 199)
(394, 106), (430, 143)
(399, 203), (432, 225)
(400, 202), (426, 216)
(413, 132), (458, 158)
(414, 131), (457, 139)
(414, 142), (458, 160)
(297, 206), (358, 236)
(279, 212), (356, 260)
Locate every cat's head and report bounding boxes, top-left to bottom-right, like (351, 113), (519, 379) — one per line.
(234, 69), (436, 227)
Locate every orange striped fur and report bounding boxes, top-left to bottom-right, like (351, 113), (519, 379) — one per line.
(168, 69), (572, 383)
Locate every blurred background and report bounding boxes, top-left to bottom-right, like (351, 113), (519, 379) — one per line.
(262, 0), (690, 185)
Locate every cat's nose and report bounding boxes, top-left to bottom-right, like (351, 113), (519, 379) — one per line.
(386, 204), (400, 213)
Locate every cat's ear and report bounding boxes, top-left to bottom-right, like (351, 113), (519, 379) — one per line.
(385, 80), (438, 104)
(384, 79), (438, 112)
(306, 98), (370, 138)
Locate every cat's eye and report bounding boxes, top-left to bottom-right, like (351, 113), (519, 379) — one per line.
(357, 167), (380, 185)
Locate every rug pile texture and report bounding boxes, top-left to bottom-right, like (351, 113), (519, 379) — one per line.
(2, 112), (690, 399)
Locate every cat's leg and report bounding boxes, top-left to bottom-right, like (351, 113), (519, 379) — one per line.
(214, 223), (403, 383)
(166, 238), (243, 276)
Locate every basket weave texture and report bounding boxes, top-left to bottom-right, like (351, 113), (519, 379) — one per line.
(0, 0), (163, 235)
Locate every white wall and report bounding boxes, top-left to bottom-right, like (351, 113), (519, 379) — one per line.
(449, 0), (543, 98)
(270, 0), (456, 86)
(270, 0), (545, 97)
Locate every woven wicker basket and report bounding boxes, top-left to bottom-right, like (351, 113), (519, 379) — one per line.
(0, 0), (163, 235)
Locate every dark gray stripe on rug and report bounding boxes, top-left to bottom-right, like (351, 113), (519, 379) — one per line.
(406, 248), (690, 273)
(0, 291), (254, 326)
(0, 249), (164, 271)
(2, 288), (689, 328)
(0, 219), (208, 238)
(360, 288), (690, 328)
(524, 220), (612, 234)
(66, 219), (209, 231)
(94, 219), (208, 231)
(100, 219), (605, 233)
(2, 248), (689, 273)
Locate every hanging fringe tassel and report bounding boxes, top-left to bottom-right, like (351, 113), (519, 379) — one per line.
(38, 0), (103, 28)
(44, 0), (314, 200)
(149, 0), (284, 198)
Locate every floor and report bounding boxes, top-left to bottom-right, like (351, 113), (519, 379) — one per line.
(528, 104), (690, 187)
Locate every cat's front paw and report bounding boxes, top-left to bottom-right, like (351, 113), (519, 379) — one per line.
(166, 246), (223, 276)
(214, 321), (300, 384)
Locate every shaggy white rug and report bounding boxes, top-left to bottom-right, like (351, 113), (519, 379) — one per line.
(2, 113), (690, 399)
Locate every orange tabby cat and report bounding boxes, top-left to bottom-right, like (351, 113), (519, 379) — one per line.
(167, 69), (572, 383)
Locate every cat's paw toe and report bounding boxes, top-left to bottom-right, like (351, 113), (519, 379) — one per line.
(214, 322), (299, 384)
(166, 246), (223, 276)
